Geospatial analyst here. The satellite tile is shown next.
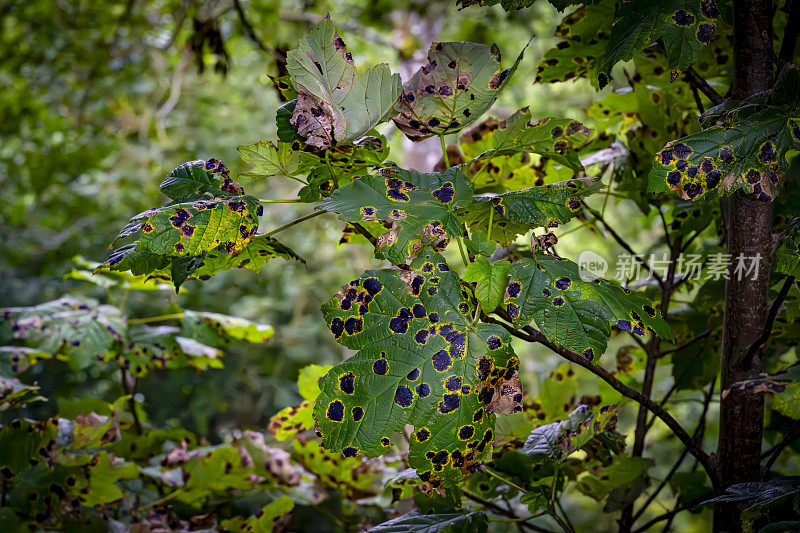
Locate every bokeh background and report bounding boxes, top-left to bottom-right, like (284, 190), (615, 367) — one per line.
(0, 1), (725, 530)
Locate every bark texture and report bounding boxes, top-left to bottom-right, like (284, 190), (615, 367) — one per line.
(715, 0), (775, 530)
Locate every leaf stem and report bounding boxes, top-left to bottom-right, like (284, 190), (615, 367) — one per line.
(487, 204), (495, 241)
(324, 150), (340, 189)
(456, 236), (469, 267)
(440, 135), (450, 169)
(258, 199), (304, 203)
(128, 312), (184, 324)
(484, 466), (527, 493)
(262, 210), (326, 237)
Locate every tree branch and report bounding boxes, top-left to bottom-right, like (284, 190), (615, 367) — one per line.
(683, 66), (724, 106)
(742, 275), (795, 366)
(762, 418), (800, 475)
(232, 0), (286, 62)
(779, 0), (800, 63)
(584, 205), (664, 287)
(462, 490), (549, 532)
(484, 311), (719, 488)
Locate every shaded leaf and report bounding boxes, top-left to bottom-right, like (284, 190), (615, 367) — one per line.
(523, 404), (617, 462)
(503, 254), (672, 359)
(237, 140), (310, 178)
(463, 257), (511, 313)
(369, 510), (488, 533)
(182, 309), (274, 346)
(0, 375), (45, 411)
(0, 297), (125, 371)
(159, 159), (242, 200)
(287, 19), (401, 148)
(314, 249), (520, 483)
(775, 218), (800, 277)
(220, 495), (294, 532)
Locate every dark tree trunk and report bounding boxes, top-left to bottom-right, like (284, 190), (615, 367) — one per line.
(715, 0), (775, 531)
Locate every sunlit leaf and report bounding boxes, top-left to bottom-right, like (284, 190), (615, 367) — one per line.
(315, 249), (520, 483)
(269, 364), (332, 440)
(159, 159), (243, 200)
(220, 495), (294, 532)
(182, 309), (274, 345)
(319, 167), (474, 264)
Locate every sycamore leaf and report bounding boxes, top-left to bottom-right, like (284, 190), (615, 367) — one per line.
(269, 364), (332, 440)
(369, 510), (488, 533)
(315, 249), (521, 483)
(220, 496), (294, 532)
(319, 167), (474, 264)
(181, 310), (274, 346)
(775, 218), (800, 277)
(649, 102), (800, 201)
(598, 0), (720, 88)
(463, 257), (511, 313)
(524, 404), (617, 462)
(78, 452), (138, 507)
(119, 325), (224, 377)
(393, 41), (527, 141)
(0, 297), (125, 371)
(503, 254), (672, 360)
(237, 140), (309, 178)
(464, 231), (498, 258)
(159, 159), (243, 200)
(476, 177), (600, 229)
(0, 346), (50, 373)
(292, 440), (378, 498)
(534, 5), (616, 87)
(287, 19), (401, 148)
(0, 375), (45, 411)
(100, 195), (263, 290)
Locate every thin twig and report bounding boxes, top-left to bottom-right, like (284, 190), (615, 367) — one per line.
(683, 66), (724, 106)
(483, 311), (719, 488)
(232, 0), (286, 62)
(350, 222), (379, 247)
(742, 275), (795, 366)
(631, 494), (710, 533)
(762, 418), (800, 474)
(462, 490), (547, 532)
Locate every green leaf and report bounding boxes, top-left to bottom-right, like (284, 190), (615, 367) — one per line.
(159, 159), (242, 200)
(535, 5), (615, 87)
(220, 496), (294, 532)
(101, 195), (263, 290)
(182, 309), (274, 345)
(393, 40), (527, 141)
(598, 0), (720, 88)
(276, 99), (304, 143)
(476, 177), (600, 229)
(268, 74), (298, 100)
(649, 104), (800, 201)
(577, 456), (653, 506)
(175, 446), (261, 504)
(463, 256), (511, 313)
(78, 451), (138, 507)
(314, 249), (520, 483)
(319, 167), (474, 264)
(120, 325), (224, 377)
(269, 364), (332, 440)
(369, 510), (488, 533)
(0, 297), (125, 371)
(524, 404), (618, 462)
(775, 218), (800, 277)
(0, 346), (50, 373)
(292, 439), (377, 497)
(503, 254), (672, 359)
(0, 375), (45, 411)
(287, 19), (401, 148)
(464, 231), (498, 258)
(237, 140), (308, 178)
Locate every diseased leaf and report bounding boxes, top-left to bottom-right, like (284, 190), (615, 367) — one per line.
(269, 364), (332, 440)
(0, 375), (45, 411)
(393, 40), (527, 141)
(0, 346), (50, 373)
(319, 167), (474, 264)
(314, 249), (521, 483)
(577, 456), (653, 508)
(476, 177), (600, 229)
(503, 254), (672, 360)
(182, 309), (274, 345)
(287, 19), (401, 148)
(598, 0), (719, 88)
(0, 297), (125, 371)
(649, 103), (799, 201)
(535, 5), (615, 87)
(369, 510), (488, 533)
(159, 159), (243, 200)
(119, 325), (225, 377)
(100, 194), (263, 290)
(463, 256), (511, 313)
(292, 439), (378, 498)
(524, 404), (617, 462)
